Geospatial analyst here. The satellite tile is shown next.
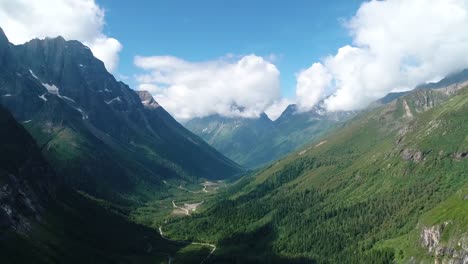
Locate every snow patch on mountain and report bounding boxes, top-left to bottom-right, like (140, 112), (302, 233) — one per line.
(38, 94), (47, 101)
(105, 97), (121, 104)
(61, 96), (76, 103)
(29, 69), (38, 79)
(74, 107), (88, 120)
(42, 83), (59, 94)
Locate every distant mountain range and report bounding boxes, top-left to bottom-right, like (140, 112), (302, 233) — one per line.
(185, 103), (354, 168)
(0, 28), (242, 202)
(186, 69), (468, 170)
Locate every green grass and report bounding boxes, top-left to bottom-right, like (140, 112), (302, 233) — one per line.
(159, 86), (468, 263)
(378, 185), (468, 263)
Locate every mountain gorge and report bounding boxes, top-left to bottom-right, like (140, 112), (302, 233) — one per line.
(0, 28), (241, 202)
(185, 105), (353, 168)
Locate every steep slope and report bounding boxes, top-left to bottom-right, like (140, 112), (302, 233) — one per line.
(185, 107), (352, 168)
(164, 81), (468, 263)
(0, 28), (241, 201)
(0, 106), (210, 264)
(272, 104), (353, 161)
(0, 105), (54, 233)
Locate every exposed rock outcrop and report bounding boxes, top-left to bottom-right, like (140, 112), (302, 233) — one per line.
(421, 224), (445, 253)
(401, 148), (424, 162)
(454, 152), (468, 161)
(137, 90), (160, 109)
(421, 223), (468, 264)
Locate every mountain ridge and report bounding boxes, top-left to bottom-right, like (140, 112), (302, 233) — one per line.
(185, 102), (354, 168)
(0, 28), (242, 202)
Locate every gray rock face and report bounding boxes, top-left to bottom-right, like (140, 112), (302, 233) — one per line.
(454, 152), (468, 161)
(421, 224), (445, 253)
(401, 148), (424, 162)
(421, 223), (468, 264)
(137, 90), (160, 109)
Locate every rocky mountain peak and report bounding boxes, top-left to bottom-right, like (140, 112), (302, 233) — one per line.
(257, 112), (272, 122)
(0, 27), (8, 49)
(0, 27), (11, 67)
(137, 90), (160, 109)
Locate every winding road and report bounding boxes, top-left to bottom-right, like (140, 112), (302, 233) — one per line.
(172, 200), (190, 215)
(158, 225), (216, 264)
(178, 181), (223, 194)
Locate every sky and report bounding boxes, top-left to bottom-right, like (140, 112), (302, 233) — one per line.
(97, 0), (363, 96)
(1, 0), (468, 120)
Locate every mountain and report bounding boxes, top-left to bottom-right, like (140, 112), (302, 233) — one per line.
(418, 69), (468, 90)
(0, 28), (242, 201)
(163, 76), (468, 263)
(375, 68), (468, 106)
(0, 105), (211, 264)
(185, 113), (276, 167)
(0, 105), (54, 233)
(185, 105), (353, 168)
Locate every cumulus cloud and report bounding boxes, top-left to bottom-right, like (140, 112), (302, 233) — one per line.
(135, 55), (281, 120)
(297, 0), (468, 112)
(0, 0), (122, 72)
(296, 63), (332, 112)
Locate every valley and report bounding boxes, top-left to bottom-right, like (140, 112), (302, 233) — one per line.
(131, 180), (228, 263)
(1, 2), (468, 262)
(153, 82), (468, 263)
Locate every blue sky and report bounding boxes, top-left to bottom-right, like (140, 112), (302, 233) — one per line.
(4, 0), (465, 120)
(98, 0), (363, 98)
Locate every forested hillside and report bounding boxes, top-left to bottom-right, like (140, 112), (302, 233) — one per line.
(164, 83), (468, 263)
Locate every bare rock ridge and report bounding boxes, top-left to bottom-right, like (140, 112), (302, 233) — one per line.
(137, 90), (160, 109)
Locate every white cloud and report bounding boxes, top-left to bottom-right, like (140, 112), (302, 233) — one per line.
(296, 63), (332, 112)
(0, 0), (122, 72)
(135, 55), (281, 120)
(87, 37), (122, 73)
(265, 98), (294, 121)
(297, 0), (468, 112)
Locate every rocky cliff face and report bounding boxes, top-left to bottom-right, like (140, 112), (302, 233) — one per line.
(421, 223), (468, 264)
(0, 106), (54, 233)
